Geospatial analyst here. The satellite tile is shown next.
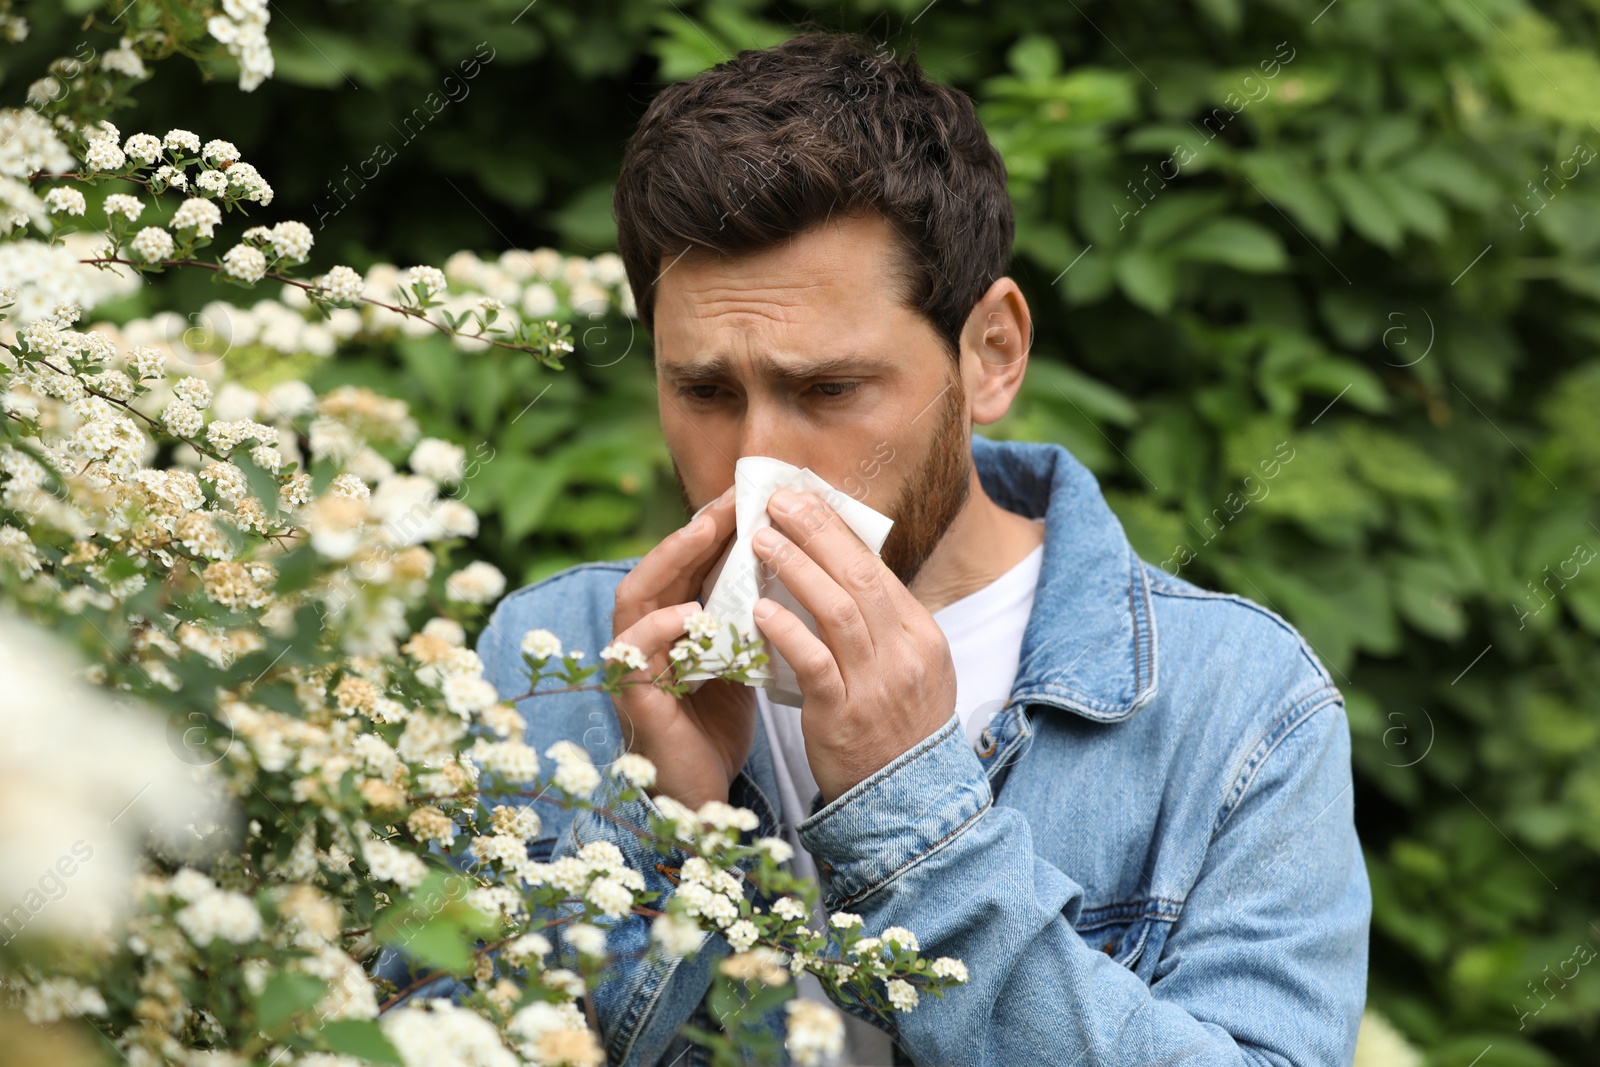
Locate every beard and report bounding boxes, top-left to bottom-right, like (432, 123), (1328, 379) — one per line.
(669, 362), (972, 589)
(874, 370), (971, 587)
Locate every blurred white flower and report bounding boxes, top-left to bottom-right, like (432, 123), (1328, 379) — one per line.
(0, 610), (227, 945)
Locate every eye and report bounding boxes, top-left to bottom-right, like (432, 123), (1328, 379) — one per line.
(810, 382), (859, 399)
(678, 385), (723, 402)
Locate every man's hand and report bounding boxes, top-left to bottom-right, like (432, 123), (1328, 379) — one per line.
(609, 485), (755, 810)
(750, 486), (957, 804)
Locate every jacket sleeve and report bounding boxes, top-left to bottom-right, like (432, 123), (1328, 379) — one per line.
(797, 697), (1370, 1066)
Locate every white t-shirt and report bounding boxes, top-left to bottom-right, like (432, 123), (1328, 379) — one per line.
(755, 522), (1045, 1062)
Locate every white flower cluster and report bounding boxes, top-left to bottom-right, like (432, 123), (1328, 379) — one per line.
(0, 108), (75, 234)
(206, 0), (275, 91)
(785, 999), (846, 1067)
(523, 838), (647, 921)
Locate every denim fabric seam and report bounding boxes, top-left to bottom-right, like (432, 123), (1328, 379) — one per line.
(798, 717), (963, 837)
(1117, 919), (1153, 967)
(1075, 898), (1186, 929)
(1128, 549), (1157, 700)
(1143, 568), (1336, 688)
(828, 799), (992, 911)
(1214, 685), (1345, 836)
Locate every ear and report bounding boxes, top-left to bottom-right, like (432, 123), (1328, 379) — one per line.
(957, 277), (1031, 426)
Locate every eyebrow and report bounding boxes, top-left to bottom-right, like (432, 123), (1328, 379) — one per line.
(661, 354), (895, 385)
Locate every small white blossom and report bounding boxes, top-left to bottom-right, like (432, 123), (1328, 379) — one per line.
(171, 196), (222, 237)
(130, 225), (174, 261)
(270, 219), (313, 261)
(123, 132), (161, 164)
(174, 376), (213, 409)
(757, 837), (795, 864)
(504, 932), (552, 966)
(222, 243), (268, 283)
(203, 139), (241, 164)
(566, 922), (607, 958)
(152, 164), (187, 189)
(103, 193), (143, 221)
(585, 876), (634, 919)
(176, 890), (264, 946)
(725, 919), (759, 953)
(785, 999), (846, 1067)
(886, 977), (919, 1012)
(651, 912), (704, 957)
(545, 740), (601, 797)
(684, 609), (719, 640)
(598, 640), (649, 672)
(164, 129), (202, 154)
(880, 926), (919, 952)
(195, 169), (229, 196)
(409, 437), (465, 484)
(444, 560), (504, 603)
(404, 264), (448, 300)
(101, 47), (146, 80)
(83, 136), (125, 171)
(772, 897), (807, 923)
(43, 187), (85, 215)
(609, 752), (657, 791)
(520, 628), (562, 661)
(321, 264), (363, 303)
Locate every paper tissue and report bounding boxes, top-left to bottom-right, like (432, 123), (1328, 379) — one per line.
(677, 455), (895, 707)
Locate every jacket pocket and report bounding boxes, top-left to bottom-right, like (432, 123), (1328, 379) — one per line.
(1077, 917), (1153, 970)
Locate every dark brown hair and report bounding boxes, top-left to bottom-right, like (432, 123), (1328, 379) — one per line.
(613, 30), (1015, 360)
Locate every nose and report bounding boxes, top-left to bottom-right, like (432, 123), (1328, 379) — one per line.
(735, 396), (800, 465)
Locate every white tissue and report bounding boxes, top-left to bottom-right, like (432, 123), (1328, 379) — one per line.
(678, 455), (895, 707)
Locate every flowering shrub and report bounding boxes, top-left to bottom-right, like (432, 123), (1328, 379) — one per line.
(0, 11), (964, 1067)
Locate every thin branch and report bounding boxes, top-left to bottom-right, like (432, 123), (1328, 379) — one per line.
(78, 256), (566, 358)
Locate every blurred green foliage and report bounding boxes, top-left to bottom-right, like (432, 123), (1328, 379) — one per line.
(10, 0), (1600, 1060)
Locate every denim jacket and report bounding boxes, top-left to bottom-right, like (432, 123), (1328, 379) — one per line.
(476, 433), (1371, 1066)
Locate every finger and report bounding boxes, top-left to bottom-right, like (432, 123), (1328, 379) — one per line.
(766, 488), (903, 620)
(613, 485), (736, 629)
(613, 601), (702, 680)
(751, 521), (880, 675)
(752, 597), (845, 709)
(761, 490), (898, 649)
(607, 603), (701, 749)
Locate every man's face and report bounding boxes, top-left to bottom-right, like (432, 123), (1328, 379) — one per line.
(653, 212), (972, 589)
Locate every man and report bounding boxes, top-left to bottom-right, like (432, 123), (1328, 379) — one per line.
(479, 30), (1369, 1066)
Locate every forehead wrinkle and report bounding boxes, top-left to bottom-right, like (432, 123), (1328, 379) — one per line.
(662, 352), (895, 384)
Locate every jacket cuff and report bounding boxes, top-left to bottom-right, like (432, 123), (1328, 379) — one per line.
(797, 716), (991, 910)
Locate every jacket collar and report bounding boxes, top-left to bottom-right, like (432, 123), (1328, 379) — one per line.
(971, 434), (1159, 723)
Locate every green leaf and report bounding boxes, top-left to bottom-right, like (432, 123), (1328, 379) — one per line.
(1193, 0), (1242, 33)
(1008, 35), (1061, 83)
(1370, 171), (1449, 241)
(1326, 170), (1402, 250)
(1339, 426), (1458, 500)
(1132, 191), (1229, 247)
(373, 870), (498, 975)
(321, 1020), (405, 1066)
(1114, 247), (1177, 312)
(254, 971), (326, 1033)
(1171, 217), (1288, 272)
(1238, 153), (1341, 245)
(1026, 360), (1139, 427)
(499, 457), (569, 541)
